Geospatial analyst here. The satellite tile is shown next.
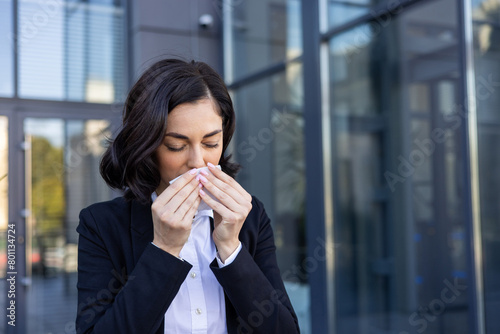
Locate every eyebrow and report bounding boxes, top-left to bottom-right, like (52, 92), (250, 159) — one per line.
(165, 129), (222, 139)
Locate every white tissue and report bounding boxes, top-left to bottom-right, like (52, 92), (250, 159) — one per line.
(169, 165), (222, 213)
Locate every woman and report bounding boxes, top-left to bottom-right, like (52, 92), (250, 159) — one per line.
(76, 59), (300, 334)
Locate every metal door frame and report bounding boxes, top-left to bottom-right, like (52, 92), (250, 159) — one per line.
(2, 99), (120, 334)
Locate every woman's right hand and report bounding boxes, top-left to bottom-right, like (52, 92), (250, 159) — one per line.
(151, 169), (201, 257)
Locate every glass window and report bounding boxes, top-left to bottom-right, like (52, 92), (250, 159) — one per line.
(18, 1), (124, 103)
(329, 0), (471, 333)
(233, 62), (309, 333)
(472, 1), (500, 332)
(328, 0), (403, 30)
(229, 0), (302, 81)
(24, 118), (112, 333)
(0, 0), (14, 97)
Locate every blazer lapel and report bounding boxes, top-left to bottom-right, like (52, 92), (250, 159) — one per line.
(130, 199), (154, 266)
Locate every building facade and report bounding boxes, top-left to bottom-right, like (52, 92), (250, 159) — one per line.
(0, 0), (499, 333)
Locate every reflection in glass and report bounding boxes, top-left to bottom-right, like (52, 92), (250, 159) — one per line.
(233, 62), (309, 333)
(0, 0), (14, 97)
(24, 118), (111, 333)
(230, 0), (302, 81)
(329, 0), (470, 332)
(473, 1), (500, 332)
(18, 1), (124, 102)
(328, 0), (401, 30)
(65, 3), (125, 103)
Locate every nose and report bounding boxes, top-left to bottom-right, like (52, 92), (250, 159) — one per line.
(187, 146), (205, 169)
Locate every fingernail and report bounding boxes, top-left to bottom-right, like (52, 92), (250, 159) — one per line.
(199, 189), (206, 196)
(189, 168), (197, 175)
(200, 169), (209, 176)
(196, 175), (201, 181)
(207, 162), (215, 168)
(199, 175), (208, 183)
(198, 183), (203, 188)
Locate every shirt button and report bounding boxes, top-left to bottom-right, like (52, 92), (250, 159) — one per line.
(195, 308), (202, 315)
(191, 272), (196, 279)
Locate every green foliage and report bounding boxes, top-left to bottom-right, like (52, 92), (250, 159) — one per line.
(30, 136), (65, 233)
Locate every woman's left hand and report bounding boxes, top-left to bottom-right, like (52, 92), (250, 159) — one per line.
(197, 163), (252, 263)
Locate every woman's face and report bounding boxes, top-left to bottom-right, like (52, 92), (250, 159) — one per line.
(155, 97), (224, 194)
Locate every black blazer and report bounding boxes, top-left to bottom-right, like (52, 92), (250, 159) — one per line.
(76, 196), (300, 334)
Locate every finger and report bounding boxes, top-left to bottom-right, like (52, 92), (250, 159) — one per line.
(198, 175), (242, 212)
(199, 188), (235, 218)
(184, 195), (201, 222)
(199, 169), (250, 207)
(161, 175), (200, 213)
(155, 168), (198, 205)
(174, 183), (202, 220)
(207, 164), (252, 202)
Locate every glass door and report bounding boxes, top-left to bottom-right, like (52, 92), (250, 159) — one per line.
(327, 0), (471, 332)
(22, 117), (112, 333)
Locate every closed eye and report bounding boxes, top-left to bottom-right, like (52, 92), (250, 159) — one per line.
(166, 145), (185, 152)
(204, 143), (219, 149)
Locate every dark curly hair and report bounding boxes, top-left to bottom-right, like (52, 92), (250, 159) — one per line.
(100, 59), (240, 204)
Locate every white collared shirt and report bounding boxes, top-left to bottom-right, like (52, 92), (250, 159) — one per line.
(151, 193), (242, 334)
